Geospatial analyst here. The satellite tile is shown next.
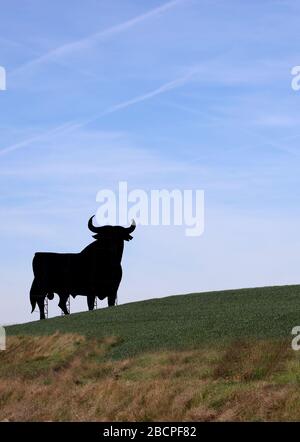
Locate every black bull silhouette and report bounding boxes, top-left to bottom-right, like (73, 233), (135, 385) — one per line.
(30, 216), (136, 319)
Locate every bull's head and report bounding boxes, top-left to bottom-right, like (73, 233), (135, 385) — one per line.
(88, 216), (136, 241)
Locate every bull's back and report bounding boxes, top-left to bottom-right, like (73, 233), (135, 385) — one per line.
(32, 252), (84, 288)
(33, 252), (77, 271)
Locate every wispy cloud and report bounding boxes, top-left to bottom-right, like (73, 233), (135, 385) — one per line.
(11, 0), (188, 77)
(0, 67), (199, 157)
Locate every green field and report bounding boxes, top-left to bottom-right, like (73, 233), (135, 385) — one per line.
(8, 285), (300, 359)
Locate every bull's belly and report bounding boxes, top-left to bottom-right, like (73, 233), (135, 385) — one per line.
(69, 292), (106, 300)
(50, 286), (93, 295)
(69, 289), (93, 298)
(47, 285), (107, 299)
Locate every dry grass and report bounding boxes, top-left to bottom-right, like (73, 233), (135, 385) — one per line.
(1, 334), (300, 421)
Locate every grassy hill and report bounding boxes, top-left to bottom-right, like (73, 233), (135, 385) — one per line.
(7, 285), (300, 358)
(3, 285), (300, 421)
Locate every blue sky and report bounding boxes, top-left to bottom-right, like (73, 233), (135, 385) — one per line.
(1, 0), (300, 324)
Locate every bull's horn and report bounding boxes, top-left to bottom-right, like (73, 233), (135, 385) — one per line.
(88, 215), (100, 233)
(126, 219), (136, 233)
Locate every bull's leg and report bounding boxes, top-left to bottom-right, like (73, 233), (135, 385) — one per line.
(107, 293), (117, 307)
(58, 293), (70, 315)
(107, 279), (120, 307)
(87, 295), (95, 311)
(37, 295), (46, 320)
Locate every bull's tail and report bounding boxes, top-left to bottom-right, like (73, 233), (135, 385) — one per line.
(31, 256), (38, 313)
(30, 277), (42, 313)
(30, 291), (38, 313)
(30, 291), (54, 312)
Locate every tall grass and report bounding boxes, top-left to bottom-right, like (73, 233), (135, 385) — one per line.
(1, 333), (300, 421)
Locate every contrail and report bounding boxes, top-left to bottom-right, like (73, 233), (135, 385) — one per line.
(11, 0), (188, 76)
(0, 121), (77, 156)
(0, 68), (199, 157)
(73, 68), (199, 127)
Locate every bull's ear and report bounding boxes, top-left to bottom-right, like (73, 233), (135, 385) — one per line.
(92, 234), (101, 239)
